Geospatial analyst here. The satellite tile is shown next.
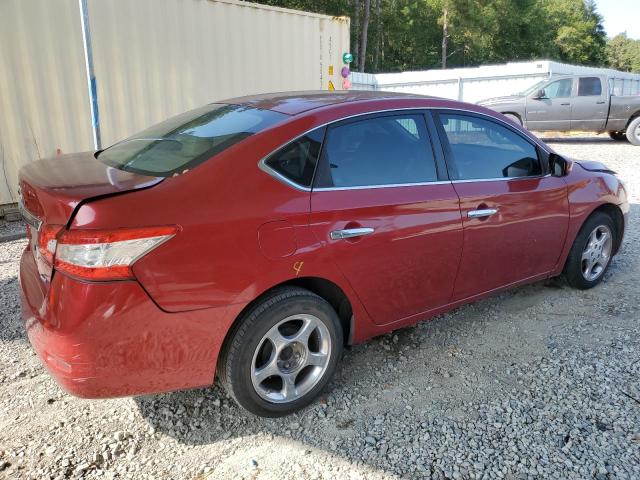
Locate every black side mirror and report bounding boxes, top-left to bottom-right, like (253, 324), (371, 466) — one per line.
(549, 153), (569, 177)
(533, 89), (546, 99)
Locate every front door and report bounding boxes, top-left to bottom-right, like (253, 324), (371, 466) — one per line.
(525, 78), (574, 131)
(435, 111), (569, 300)
(310, 112), (463, 325)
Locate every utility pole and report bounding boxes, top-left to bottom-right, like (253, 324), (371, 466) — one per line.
(441, 8), (448, 69)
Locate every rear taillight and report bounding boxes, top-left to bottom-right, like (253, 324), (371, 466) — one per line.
(53, 226), (178, 281)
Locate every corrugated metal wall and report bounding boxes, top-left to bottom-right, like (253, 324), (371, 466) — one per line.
(0, 0), (350, 206)
(355, 60), (640, 103)
(0, 0), (94, 206)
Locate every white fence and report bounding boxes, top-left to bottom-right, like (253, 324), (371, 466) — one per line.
(0, 0), (350, 206)
(352, 60), (640, 102)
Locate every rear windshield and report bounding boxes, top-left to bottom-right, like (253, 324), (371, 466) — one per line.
(97, 104), (286, 176)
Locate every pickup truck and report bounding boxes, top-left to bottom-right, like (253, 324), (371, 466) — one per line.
(477, 74), (640, 145)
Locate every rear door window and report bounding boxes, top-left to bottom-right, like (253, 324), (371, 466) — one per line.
(439, 113), (542, 180)
(578, 77), (603, 96)
(315, 114), (438, 188)
(98, 104), (286, 176)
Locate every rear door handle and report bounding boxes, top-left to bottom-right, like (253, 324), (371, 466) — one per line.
(560, 103), (570, 106)
(468, 208), (498, 219)
(330, 227), (374, 240)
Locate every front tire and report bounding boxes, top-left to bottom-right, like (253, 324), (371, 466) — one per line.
(626, 117), (640, 146)
(564, 212), (616, 290)
(219, 287), (343, 417)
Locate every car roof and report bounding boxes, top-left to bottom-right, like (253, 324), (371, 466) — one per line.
(220, 90), (438, 116)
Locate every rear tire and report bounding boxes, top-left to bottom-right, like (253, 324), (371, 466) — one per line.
(608, 131), (627, 141)
(626, 117), (640, 146)
(564, 212), (616, 290)
(503, 113), (522, 126)
(219, 287), (343, 417)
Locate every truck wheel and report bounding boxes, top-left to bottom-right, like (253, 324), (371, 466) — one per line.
(608, 131), (627, 141)
(503, 113), (522, 126)
(626, 117), (640, 146)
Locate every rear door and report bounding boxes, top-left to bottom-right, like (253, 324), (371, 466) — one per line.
(571, 76), (609, 131)
(524, 78), (573, 130)
(310, 112), (463, 325)
(435, 111), (569, 300)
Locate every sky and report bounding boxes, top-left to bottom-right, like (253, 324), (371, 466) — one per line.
(596, 0), (640, 39)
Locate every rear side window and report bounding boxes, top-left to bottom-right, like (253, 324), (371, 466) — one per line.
(315, 115), (437, 188)
(578, 77), (602, 96)
(439, 113), (542, 180)
(98, 104), (286, 176)
(264, 128), (325, 188)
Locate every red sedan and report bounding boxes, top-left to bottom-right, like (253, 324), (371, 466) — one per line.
(19, 92), (628, 416)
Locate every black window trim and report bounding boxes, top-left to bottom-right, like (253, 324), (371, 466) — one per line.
(258, 107), (553, 191)
(433, 109), (550, 182)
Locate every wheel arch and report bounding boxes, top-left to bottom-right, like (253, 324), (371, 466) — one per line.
(221, 276), (355, 359)
(625, 110), (640, 129)
(575, 203), (625, 257)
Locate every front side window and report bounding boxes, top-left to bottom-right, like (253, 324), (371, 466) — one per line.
(98, 104), (286, 176)
(315, 114), (437, 188)
(439, 113), (542, 180)
(578, 77), (602, 96)
(264, 128), (325, 188)
(543, 79), (573, 98)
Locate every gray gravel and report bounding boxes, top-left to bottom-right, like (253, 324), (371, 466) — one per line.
(1, 134), (639, 479)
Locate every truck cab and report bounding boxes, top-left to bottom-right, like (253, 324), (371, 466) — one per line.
(479, 75), (610, 131)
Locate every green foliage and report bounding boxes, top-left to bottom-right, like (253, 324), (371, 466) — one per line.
(607, 34), (640, 73)
(255, 0), (619, 72)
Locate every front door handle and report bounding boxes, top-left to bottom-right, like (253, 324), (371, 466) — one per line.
(468, 208), (498, 219)
(330, 227), (374, 240)
(596, 101), (606, 105)
(560, 103), (570, 106)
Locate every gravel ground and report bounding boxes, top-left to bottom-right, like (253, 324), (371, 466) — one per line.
(1, 134), (639, 479)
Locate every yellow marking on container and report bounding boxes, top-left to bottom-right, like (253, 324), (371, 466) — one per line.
(328, 65), (334, 75)
(328, 80), (335, 91)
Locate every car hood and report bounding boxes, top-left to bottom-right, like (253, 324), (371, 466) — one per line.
(574, 159), (616, 175)
(477, 95), (524, 106)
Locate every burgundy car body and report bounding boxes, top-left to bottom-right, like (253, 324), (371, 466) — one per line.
(18, 92), (628, 398)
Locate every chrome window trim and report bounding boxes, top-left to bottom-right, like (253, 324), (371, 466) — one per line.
(257, 106), (553, 192)
(451, 173), (551, 184)
(314, 180), (453, 192)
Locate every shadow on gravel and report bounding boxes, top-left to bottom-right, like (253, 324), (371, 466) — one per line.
(0, 275), (26, 342)
(133, 278), (565, 445)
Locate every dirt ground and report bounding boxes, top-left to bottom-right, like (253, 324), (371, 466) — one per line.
(0, 133), (638, 479)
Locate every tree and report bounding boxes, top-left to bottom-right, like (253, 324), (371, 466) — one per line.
(359, 0), (372, 71)
(607, 33), (640, 73)
(255, 0), (610, 72)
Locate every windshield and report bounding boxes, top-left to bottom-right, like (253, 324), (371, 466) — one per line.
(97, 104), (286, 176)
(518, 80), (548, 96)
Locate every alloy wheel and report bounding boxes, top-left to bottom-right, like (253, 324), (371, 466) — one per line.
(251, 314), (331, 403)
(581, 225), (613, 282)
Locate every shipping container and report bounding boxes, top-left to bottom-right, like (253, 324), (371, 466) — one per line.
(0, 0), (351, 207)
